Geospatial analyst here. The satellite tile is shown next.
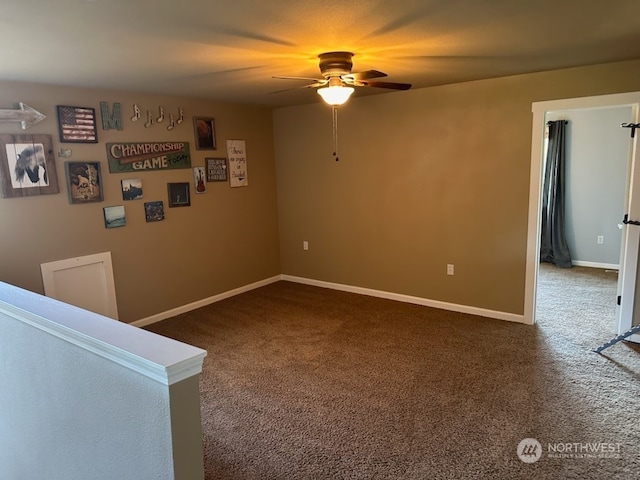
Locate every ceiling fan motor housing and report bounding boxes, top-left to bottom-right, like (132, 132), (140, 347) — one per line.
(319, 52), (354, 78)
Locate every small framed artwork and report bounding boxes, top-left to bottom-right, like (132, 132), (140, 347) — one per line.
(144, 201), (165, 222)
(194, 117), (216, 150)
(205, 157), (228, 182)
(0, 134), (59, 198)
(65, 161), (104, 204)
(121, 178), (143, 200)
(193, 166), (206, 194)
(57, 105), (98, 143)
(103, 205), (126, 228)
(167, 182), (190, 207)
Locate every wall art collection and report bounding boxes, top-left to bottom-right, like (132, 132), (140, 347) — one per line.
(0, 100), (249, 229)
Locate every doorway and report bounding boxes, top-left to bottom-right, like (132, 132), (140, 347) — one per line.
(524, 92), (640, 344)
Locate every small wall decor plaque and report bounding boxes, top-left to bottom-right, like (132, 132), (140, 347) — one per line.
(144, 201), (165, 222)
(121, 178), (143, 200)
(103, 205), (126, 228)
(205, 157), (228, 182)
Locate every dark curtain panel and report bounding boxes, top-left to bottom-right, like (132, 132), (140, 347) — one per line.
(540, 120), (572, 268)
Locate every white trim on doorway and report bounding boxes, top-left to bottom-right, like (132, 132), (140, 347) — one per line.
(525, 91), (640, 330)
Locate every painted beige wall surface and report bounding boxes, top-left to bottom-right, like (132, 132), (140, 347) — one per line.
(273, 60), (640, 316)
(0, 82), (280, 323)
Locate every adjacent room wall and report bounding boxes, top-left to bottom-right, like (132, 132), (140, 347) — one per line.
(0, 81), (281, 323)
(547, 107), (631, 267)
(273, 59), (640, 316)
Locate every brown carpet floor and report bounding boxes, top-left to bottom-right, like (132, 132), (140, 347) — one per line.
(146, 264), (640, 479)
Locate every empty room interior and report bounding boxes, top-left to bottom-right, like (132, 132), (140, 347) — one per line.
(1, 1), (640, 479)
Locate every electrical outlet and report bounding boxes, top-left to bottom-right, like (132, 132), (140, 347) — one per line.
(447, 264), (454, 275)
(303, 241), (309, 251)
(597, 235), (604, 245)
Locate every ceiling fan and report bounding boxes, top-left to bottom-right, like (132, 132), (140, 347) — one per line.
(274, 51), (412, 105)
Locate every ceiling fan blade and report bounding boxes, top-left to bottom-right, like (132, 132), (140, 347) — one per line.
(345, 69), (388, 81)
(273, 75), (323, 82)
(359, 80), (412, 90)
(270, 81), (327, 94)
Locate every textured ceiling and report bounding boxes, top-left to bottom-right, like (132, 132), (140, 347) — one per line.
(1, 0), (640, 107)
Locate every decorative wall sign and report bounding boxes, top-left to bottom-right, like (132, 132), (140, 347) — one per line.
(103, 205), (126, 229)
(194, 117), (216, 150)
(106, 142), (191, 172)
(65, 161), (104, 204)
(0, 134), (59, 197)
(100, 102), (123, 131)
(121, 178), (143, 200)
(144, 201), (165, 222)
(57, 105), (98, 143)
(194, 167), (206, 194)
(227, 139), (248, 187)
(0, 102), (46, 129)
(167, 182), (190, 207)
(205, 157), (228, 182)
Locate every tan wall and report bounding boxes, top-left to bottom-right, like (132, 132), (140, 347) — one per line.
(0, 81), (280, 322)
(273, 59), (640, 315)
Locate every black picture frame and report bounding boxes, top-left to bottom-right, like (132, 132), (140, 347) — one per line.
(167, 182), (190, 207)
(56, 105), (98, 143)
(193, 117), (216, 150)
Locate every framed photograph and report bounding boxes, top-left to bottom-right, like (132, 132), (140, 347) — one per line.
(121, 178), (143, 200)
(103, 205), (126, 228)
(0, 134), (59, 198)
(144, 201), (165, 222)
(205, 157), (228, 182)
(65, 161), (104, 204)
(194, 117), (216, 150)
(57, 105), (98, 143)
(193, 166), (206, 194)
(167, 182), (190, 207)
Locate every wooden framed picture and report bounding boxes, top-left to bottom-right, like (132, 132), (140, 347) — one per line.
(144, 201), (165, 222)
(167, 182), (190, 207)
(193, 117), (216, 150)
(205, 157), (228, 182)
(57, 105), (98, 143)
(103, 205), (126, 228)
(65, 161), (104, 204)
(0, 134), (59, 198)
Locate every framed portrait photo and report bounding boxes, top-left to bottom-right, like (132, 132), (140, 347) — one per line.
(193, 117), (216, 150)
(0, 134), (59, 198)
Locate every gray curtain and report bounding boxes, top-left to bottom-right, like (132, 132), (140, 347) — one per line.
(540, 120), (572, 268)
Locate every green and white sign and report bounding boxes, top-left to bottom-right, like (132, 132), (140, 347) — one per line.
(106, 142), (191, 172)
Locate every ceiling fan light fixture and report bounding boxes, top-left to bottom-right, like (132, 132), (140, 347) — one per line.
(317, 85), (354, 106)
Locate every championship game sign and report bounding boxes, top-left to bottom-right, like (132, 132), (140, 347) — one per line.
(106, 142), (191, 172)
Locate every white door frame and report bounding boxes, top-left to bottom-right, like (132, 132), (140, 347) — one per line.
(524, 91), (640, 326)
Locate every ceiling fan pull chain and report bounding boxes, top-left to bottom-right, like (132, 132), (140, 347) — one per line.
(332, 105), (339, 161)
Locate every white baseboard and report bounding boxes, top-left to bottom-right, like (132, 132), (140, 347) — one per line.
(571, 260), (619, 270)
(131, 276), (281, 327)
(281, 275), (526, 324)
